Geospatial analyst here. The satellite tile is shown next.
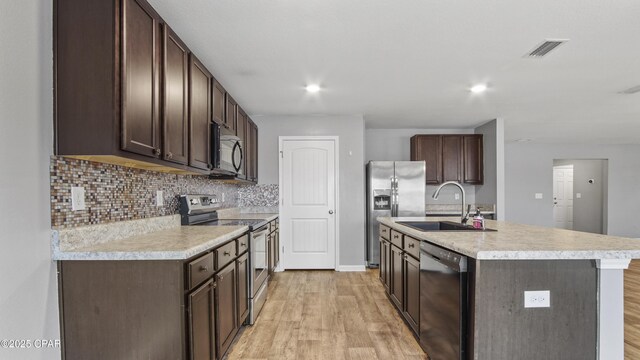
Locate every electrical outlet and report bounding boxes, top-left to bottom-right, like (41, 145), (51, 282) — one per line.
(535, 193), (543, 200)
(71, 186), (86, 211)
(576, 193), (582, 199)
(454, 193), (460, 200)
(524, 290), (550, 308)
(156, 191), (164, 207)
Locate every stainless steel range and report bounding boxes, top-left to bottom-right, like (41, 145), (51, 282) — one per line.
(179, 194), (269, 325)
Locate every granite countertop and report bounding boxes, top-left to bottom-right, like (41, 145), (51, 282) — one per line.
(52, 225), (249, 261)
(378, 216), (640, 260)
(425, 210), (495, 216)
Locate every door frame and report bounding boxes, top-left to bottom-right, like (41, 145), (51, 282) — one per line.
(278, 136), (340, 271)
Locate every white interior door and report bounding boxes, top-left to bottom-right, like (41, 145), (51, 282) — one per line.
(280, 137), (337, 269)
(553, 165), (574, 230)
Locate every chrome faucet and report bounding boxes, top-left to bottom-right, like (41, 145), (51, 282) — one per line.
(432, 181), (470, 225)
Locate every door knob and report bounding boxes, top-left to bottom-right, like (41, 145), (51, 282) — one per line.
(329, 210), (334, 214)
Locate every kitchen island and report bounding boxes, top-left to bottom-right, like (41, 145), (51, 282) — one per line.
(378, 216), (640, 360)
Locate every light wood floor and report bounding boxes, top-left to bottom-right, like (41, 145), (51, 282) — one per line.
(227, 270), (427, 360)
(626, 260), (640, 359)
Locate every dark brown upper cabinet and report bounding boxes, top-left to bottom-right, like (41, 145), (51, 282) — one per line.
(225, 94), (237, 134)
(212, 79), (226, 126)
(54, 0), (257, 176)
(463, 135), (484, 184)
(245, 119), (258, 183)
(410, 135), (442, 184)
(162, 25), (189, 165)
(442, 135), (463, 183)
(410, 134), (483, 185)
(121, 0), (163, 158)
(188, 55), (213, 171)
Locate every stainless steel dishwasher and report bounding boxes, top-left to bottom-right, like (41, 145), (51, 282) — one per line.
(419, 242), (468, 360)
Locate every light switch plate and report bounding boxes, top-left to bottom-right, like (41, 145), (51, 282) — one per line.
(535, 193), (543, 199)
(524, 290), (550, 308)
(71, 186), (86, 211)
(454, 193), (460, 200)
(576, 193), (582, 199)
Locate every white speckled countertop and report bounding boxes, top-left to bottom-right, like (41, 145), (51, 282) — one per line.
(378, 217), (640, 260)
(52, 226), (248, 260)
(52, 211), (279, 261)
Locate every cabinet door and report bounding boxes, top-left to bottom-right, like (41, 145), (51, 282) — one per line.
(216, 262), (238, 358)
(225, 94), (237, 134)
(274, 231), (279, 268)
(463, 135), (484, 185)
(162, 25), (189, 165)
(403, 254), (420, 334)
(188, 279), (216, 360)
(390, 245), (404, 309)
(267, 234), (274, 275)
(380, 238), (391, 293)
(121, 0), (162, 158)
(246, 119), (258, 182)
(212, 79), (226, 126)
(442, 135), (463, 183)
(236, 253), (249, 325)
(236, 107), (247, 179)
(188, 55), (212, 171)
(411, 135), (442, 184)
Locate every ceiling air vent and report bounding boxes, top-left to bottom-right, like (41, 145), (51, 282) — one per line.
(618, 85), (640, 95)
(525, 39), (569, 58)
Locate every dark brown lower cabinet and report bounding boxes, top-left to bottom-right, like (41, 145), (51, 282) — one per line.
(403, 253), (420, 333)
(274, 231), (280, 268)
(390, 244), (404, 309)
(380, 238), (390, 292)
(236, 253), (249, 325)
(58, 234), (250, 360)
(189, 279), (216, 360)
(216, 262), (238, 358)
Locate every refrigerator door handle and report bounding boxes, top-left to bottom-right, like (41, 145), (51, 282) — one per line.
(394, 177), (399, 216)
(391, 176), (399, 217)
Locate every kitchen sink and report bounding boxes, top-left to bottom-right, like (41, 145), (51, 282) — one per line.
(396, 221), (497, 232)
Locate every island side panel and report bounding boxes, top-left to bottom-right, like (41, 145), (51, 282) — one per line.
(58, 260), (186, 359)
(472, 260), (597, 360)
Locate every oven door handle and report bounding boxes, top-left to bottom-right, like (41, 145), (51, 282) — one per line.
(252, 228), (269, 238)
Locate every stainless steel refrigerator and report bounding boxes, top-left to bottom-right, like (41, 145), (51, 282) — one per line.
(366, 161), (426, 267)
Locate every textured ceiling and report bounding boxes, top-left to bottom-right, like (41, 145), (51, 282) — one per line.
(148, 0), (640, 144)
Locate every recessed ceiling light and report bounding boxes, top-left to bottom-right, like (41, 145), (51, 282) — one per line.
(305, 84), (321, 93)
(470, 84), (488, 93)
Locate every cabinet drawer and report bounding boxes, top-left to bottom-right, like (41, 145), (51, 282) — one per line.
(237, 235), (249, 254)
(403, 236), (420, 259)
(379, 225), (390, 240)
(187, 252), (214, 290)
(216, 241), (237, 270)
(390, 229), (403, 248)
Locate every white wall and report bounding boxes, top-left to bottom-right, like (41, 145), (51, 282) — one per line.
(0, 1), (60, 359)
(254, 115), (366, 267)
(365, 128), (477, 205)
(506, 143), (640, 237)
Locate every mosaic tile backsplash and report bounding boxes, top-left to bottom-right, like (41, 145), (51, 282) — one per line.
(238, 184), (279, 207)
(50, 156), (240, 228)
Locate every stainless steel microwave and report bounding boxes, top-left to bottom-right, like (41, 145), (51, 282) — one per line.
(219, 134), (244, 175)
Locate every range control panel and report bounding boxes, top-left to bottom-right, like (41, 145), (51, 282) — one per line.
(179, 194), (222, 214)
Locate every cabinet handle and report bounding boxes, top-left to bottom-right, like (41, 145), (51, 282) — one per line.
(240, 243), (246, 247)
(408, 243), (415, 248)
(199, 266), (208, 272)
(393, 234), (399, 239)
(218, 275), (224, 280)
(224, 251), (231, 256)
(154, 148), (161, 156)
(167, 152), (173, 159)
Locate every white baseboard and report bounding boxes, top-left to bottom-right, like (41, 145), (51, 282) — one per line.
(336, 265), (367, 272)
